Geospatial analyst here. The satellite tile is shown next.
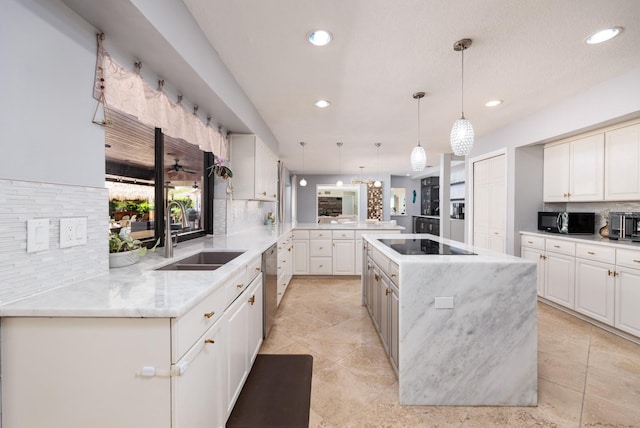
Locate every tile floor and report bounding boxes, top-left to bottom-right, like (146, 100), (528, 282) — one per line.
(259, 277), (640, 428)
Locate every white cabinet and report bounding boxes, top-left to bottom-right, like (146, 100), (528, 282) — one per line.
(544, 238), (576, 308)
(277, 232), (293, 305)
(574, 243), (616, 325)
(521, 246), (546, 296)
(615, 249), (640, 336)
(292, 229), (309, 275)
(605, 123), (640, 201)
(230, 134), (278, 201)
(332, 230), (355, 275)
(226, 275), (263, 415)
(543, 134), (604, 202)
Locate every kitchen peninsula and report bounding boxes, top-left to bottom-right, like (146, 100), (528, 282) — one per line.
(363, 233), (538, 406)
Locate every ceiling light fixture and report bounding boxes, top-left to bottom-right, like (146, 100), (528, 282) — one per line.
(485, 99), (503, 107)
(336, 142), (344, 186)
(308, 29), (333, 46)
(586, 27), (622, 44)
(450, 38), (475, 156)
(314, 99), (331, 108)
(299, 142), (308, 187)
(410, 92), (427, 172)
(374, 143), (382, 188)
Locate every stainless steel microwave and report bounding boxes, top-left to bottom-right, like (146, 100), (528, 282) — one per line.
(537, 211), (595, 234)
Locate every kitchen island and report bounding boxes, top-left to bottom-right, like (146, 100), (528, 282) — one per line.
(363, 233), (538, 406)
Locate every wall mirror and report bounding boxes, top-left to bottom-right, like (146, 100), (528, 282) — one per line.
(390, 187), (407, 216)
(316, 185), (360, 223)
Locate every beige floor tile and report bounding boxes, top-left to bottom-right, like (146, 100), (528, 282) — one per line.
(581, 394), (640, 428)
(538, 330), (591, 365)
(297, 319), (375, 362)
(537, 350), (587, 392)
(588, 328), (640, 379)
(271, 311), (333, 341)
(585, 366), (640, 411)
(258, 323), (296, 353)
(336, 340), (398, 390)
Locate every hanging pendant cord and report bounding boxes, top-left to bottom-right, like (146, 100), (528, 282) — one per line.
(417, 97), (421, 147)
(460, 46), (465, 119)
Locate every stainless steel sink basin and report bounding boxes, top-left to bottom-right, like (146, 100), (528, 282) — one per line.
(156, 251), (245, 271)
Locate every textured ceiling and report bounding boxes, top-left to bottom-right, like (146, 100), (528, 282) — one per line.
(182, 0), (640, 176)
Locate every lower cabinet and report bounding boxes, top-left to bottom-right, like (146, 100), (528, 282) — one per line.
(521, 232), (640, 338)
(1, 269), (263, 428)
(333, 239), (355, 275)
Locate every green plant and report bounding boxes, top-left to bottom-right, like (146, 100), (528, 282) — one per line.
(109, 233), (159, 255)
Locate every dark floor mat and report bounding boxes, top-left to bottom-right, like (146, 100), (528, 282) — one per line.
(226, 354), (313, 428)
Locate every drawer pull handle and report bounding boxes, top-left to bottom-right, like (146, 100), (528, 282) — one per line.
(527, 241), (533, 244)
(237, 283), (244, 289)
(385, 288), (390, 296)
(262, 191), (267, 196)
(553, 245), (560, 248)
(204, 339), (215, 344)
(391, 274), (397, 278)
(319, 247), (323, 250)
(319, 264), (323, 268)
(255, 267), (260, 272)
(374, 274), (380, 281)
(613, 271), (619, 277)
(367, 265), (373, 270)
(288, 247), (291, 252)
(204, 311), (216, 319)
(248, 295), (255, 305)
(634, 259), (640, 263)
(587, 251), (595, 255)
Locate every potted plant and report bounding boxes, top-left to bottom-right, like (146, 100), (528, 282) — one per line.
(108, 233), (159, 268)
(207, 156), (233, 179)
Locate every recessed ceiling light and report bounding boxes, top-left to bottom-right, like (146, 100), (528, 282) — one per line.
(314, 99), (331, 108)
(586, 27), (622, 44)
(485, 100), (503, 107)
(308, 29), (333, 46)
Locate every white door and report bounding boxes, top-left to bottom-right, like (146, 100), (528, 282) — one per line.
(292, 240), (309, 274)
(521, 247), (546, 297)
(247, 276), (263, 365)
(545, 252), (575, 308)
(226, 291), (250, 414)
(543, 143), (570, 202)
(574, 259), (615, 325)
(569, 134), (604, 201)
(473, 153), (506, 253)
(605, 124), (640, 200)
(615, 266), (640, 337)
(332, 240), (355, 274)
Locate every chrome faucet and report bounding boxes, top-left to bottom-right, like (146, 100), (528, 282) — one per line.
(165, 201), (189, 258)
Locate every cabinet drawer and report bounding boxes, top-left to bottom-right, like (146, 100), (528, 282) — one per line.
(226, 257), (262, 307)
(309, 257), (332, 274)
(277, 235), (290, 250)
(332, 230), (355, 240)
(172, 285), (226, 361)
(293, 229), (309, 239)
(576, 243), (615, 264)
(309, 239), (332, 256)
(310, 230), (331, 239)
(521, 234), (545, 250)
(545, 238), (576, 256)
(371, 247), (390, 272)
(616, 248), (640, 270)
(389, 261), (399, 286)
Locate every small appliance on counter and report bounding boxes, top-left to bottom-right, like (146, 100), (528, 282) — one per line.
(451, 202), (465, 219)
(538, 211), (595, 234)
(609, 212), (640, 241)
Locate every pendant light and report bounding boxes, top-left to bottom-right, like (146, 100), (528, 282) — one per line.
(374, 143), (382, 187)
(336, 142), (344, 186)
(410, 92), (427, 171)
(450, 38), (474, 156)
(299, 142), (307, 187)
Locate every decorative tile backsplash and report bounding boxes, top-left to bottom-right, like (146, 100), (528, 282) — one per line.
(0, 179), (109, 304)
(546, 201), (640, 228)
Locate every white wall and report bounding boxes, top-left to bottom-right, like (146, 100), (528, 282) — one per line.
(390, 175), (421, 232)
(468, 67), (640, 254)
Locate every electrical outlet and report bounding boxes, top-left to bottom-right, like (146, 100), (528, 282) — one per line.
(60, 217), (87, 248)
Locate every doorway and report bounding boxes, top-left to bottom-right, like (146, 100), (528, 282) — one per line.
(472, 152), (507, 253)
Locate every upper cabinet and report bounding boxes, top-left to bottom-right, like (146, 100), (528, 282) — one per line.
(543, 134), (604, 202)
(230, 134), (278, 201)
(604, 123), (640, 201)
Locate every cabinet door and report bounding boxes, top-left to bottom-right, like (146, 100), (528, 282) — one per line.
(605, 124), (640, 201)
(173, 321), (226, 428)
(247, 276), (264, 366)
(574, 258), (615, 325)
(569, 134), (604, 201)
(226, 290), (250, 415)
(615, 266), (640, 337)
(390, 285), (399, 371)
(545, 252), (575, 308)
(332, 240), (355, 275)
(543, 143), (570, 202)
(293, 240), (309, 274)
(364, 258), (374, 312)
(379, 273), (391, 352)
(256, 141), (278, 201)
(371, 266), (382, 330)
(521, 247), (546, 297)
(355, 239), (363, 275)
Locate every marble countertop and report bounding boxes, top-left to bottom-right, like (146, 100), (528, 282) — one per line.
(520, 230), (640, 250)
(294, 222), (404, 230)
(0, 224), (294, 318)
(364, 233), (532, 266)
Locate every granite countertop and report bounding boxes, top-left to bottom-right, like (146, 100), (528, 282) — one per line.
(0, 224), (294, 319)
(520, 230), (640, 250)
(364, 233), (532, 265)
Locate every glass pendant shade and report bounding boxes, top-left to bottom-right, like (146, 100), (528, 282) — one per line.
(374, 180), (382, 188)
(299, 177), (307, 186)
(336, 179), (343, 187)
(450, 117), (474, 156)
(411, 145), (427, 171)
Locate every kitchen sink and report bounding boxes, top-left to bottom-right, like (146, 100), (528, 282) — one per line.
(156, 251), (245, 271)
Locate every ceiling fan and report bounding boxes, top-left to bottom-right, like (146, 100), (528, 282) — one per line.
(167, 158), (196, 175)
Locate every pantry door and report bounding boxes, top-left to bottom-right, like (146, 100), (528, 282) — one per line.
(472, 153), (507, 253)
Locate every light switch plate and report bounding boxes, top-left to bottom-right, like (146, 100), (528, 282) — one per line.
(27, 218), (50, 253)
(60, 217), (88, 248)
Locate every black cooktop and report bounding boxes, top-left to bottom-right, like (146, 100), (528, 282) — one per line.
(378, 238), (477, 256)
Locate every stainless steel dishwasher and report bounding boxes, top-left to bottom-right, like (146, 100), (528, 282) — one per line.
(262, 243), (277, 338)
